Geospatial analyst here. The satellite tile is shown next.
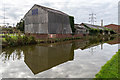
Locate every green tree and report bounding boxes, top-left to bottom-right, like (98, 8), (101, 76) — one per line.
(16, 19), (24, 32)
(69, 16), (75, 34)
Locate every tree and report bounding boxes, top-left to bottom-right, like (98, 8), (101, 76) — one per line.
(16, 19), (24, 32)
(69, 16), (75, 34)
(8, 26), (12, 28)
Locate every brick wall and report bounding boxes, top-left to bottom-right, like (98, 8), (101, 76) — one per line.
(104, 24), (120, 34)
(25, 33), (86, 39)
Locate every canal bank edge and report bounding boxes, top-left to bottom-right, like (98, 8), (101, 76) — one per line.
(95, 49), (119, 78)
(2, 34), (117, 48)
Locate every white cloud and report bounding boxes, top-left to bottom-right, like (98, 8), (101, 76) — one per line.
(0, 0), (119, 26)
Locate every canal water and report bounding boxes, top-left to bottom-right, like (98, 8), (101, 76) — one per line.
(0, 36), (119, 78)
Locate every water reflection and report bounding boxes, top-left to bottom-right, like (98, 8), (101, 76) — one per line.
(24, 43), (74, 74)
(1, 49), (23, 62)
(1, 35), (119, 75)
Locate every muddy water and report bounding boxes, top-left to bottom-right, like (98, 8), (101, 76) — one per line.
(0, 36), (119, 78)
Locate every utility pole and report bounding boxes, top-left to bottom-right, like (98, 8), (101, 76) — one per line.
(101, 19), (104, 27)
(89, 13), (96, 25)
(6, 23), (9, 28)
(89, 13), (97, 55)
(13, 23), (15, 27)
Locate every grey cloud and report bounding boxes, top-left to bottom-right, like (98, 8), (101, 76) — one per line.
(0, 0), (118, 25)
(59, 1), (118, 25)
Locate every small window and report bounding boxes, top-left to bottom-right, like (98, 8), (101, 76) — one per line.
(32, 8), (38, 15)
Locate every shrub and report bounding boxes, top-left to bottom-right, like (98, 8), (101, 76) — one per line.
(23, 35), (29, 44)
(16, 35), (23, 45)
(28, 36), (36, 44)
(100, 30), (103, 34)
(69, 16), (75, 34)
(5, 35), (11, 43)
(104, 30), (108, 34)
(5, 34), (37, 47)
(110, 30), (116, 34)
(5, 35), (17, 46)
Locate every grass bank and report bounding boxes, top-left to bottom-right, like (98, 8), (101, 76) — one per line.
(2, 35), (37, 48)
(2, 34), (116, 48)
(2, 34), (82, 48)
(95, 49), (119, 78)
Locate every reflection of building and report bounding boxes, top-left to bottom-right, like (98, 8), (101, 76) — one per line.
(24, 43), (74, 74)
(73, 36), (116, 50)
(107, 37), (120, 45)
(73, 39), (89, 50)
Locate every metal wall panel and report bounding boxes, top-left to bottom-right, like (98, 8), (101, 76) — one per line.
(48, 12), (72, 34)
(25, 5), (72, 34)
(25, 6), (48, 34)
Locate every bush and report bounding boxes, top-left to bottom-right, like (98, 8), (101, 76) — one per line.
(23, 36), (29, 44)
(28, 36), (36, 44)
(100, 30), (103, 34)
(16, 35), (23, 45)
(5, 35), (37, 47)
(104, 30), (108, 34)
(110, 30), (116, 34)
(5, 35), (17, 46)
(5, 35), (11, 42)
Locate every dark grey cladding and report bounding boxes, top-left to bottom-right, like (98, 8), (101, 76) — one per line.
(24, 4), (72, 34)
(48, 11), (71, 34)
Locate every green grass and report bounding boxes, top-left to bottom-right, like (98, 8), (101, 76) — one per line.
(95, 49), (119, 78)
(1, 34), (24, 41)
(0, 34), (17, 42)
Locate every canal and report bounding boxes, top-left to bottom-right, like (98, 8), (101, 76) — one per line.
(0, 36), (119, 78)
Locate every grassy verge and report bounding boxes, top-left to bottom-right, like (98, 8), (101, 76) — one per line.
(3, 35), (37, 47)
(95, 49), (119, 78)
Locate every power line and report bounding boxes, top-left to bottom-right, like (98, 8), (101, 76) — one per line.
(89, 13), (96, 25)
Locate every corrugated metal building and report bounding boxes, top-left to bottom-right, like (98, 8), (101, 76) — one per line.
(24, 4), (72, 38)
(81, 23), (105, 30)
(104, 24), (120, 34)
(74, 24), (89, 34)
(80, 23), (115, 35)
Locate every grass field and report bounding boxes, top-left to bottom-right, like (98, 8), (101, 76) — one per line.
(95, 49), (119, 78)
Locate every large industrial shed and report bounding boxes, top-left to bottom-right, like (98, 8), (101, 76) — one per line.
(24, 4), (72, 38)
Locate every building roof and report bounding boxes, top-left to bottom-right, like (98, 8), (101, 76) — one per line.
(24, 4), (69, 19)
(104, 24), (120, 33)
(104, 24), (120, 27)
(74, 24), (87, 29)
(81, 23), (105, 30)
(35, 4), (68, 16)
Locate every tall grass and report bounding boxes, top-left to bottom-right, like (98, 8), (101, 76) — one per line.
(5, 35), (36, 47)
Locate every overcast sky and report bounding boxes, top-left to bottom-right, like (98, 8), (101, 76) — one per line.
(0, 0), (119, 26)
